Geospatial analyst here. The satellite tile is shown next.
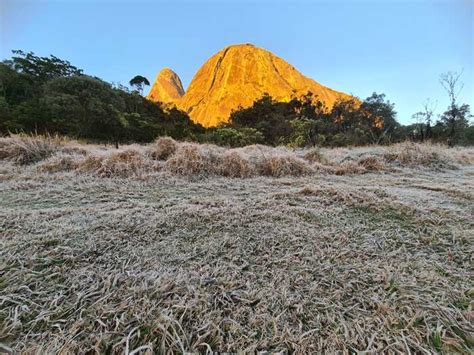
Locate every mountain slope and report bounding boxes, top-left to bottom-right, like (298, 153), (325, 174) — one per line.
(148, 44), (353, 127)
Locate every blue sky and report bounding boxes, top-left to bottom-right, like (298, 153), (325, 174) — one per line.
(1, 0), (472, 124)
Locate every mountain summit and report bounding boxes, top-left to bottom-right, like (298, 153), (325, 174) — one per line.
(147, 44), (352, 127)
(147, 68), (184, 104)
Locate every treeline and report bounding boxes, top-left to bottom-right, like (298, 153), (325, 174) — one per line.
(204, 87), (473, 147)
(205, 92), (401, 147)
(1, 51), (472, 147)
(0, 51), (204, 147)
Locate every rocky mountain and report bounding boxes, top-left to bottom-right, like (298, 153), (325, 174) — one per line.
(147, 68), (184, 104)
(147, 44), (352, 127)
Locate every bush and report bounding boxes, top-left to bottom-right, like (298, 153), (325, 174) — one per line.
(203, 127), (264, 147)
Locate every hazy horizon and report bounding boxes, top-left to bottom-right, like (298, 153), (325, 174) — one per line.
(1, 0), (472, 125)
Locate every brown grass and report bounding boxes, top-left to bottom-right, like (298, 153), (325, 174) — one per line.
(261, 154), (313, 177)
(0, 135), (473, 180)
(37, 154), (80, 173)
(77, 149), (155, 178)
(357, 155), (389, 171)
(1, 152), (472, 353)
(0, 134), (60, 165)
(164, 143), (220, 176)
(331, 160), (367, 175)
(303, 147), (328, 164)
(218, 150), (255, 178)
(148, 136), (178, 160)
(384, 142), (454, 168)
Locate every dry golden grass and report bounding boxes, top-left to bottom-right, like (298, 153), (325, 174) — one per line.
(218, 150), (255, 178)
(261, 154), (313, 177)
(77, 149), (156, 178)
(303, 147), (328, 164)
(357, 155), (390, 172)
(1, 135), (473, 353)
(37, 153), (80, 173)
(383, 141), (471, 168)
(0, 133), (61, 165)
(148, 136), (178, 160)
(1, 152), (473, 353)
(164, 143), (221, 176)
(1, 135), (473, 180)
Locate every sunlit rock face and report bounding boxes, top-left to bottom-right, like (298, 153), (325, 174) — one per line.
(147, 68), (184, 104)
(148, 44), (352, 127)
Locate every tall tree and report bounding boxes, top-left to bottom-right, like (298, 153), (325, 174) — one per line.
(439, 71), (464, 141)
(129, 75), (150, 96)
(360, 93), (398, 144)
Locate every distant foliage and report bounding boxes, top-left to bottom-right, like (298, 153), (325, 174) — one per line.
(224, 91), (400, 147)
(1, 50), (472, 147)
(0, 50), (203, 146)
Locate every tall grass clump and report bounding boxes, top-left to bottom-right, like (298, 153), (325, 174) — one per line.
(303, 147), (328, 164)
(164, 143), (221, 176)
(260, 154), (313, 177)
(148, 137), (178, 160)
(357, 156), (389, 171)
(384, 142), (453, 168)
(37, 154), (81, 173)
(0, 134), (61, 165)
(218, 150), (255, 178)
(77, 149), (154, 178)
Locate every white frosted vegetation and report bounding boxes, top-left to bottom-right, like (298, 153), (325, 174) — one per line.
(0, 135), (473, 353)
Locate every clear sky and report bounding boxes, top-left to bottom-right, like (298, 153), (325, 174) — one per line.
(1, 0), (472, 124)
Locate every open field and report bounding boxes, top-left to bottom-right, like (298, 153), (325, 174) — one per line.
(1, 136), (473, 353)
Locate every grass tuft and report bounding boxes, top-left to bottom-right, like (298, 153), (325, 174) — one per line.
(261, 155), (313, 177)
(148, 137), (178, 161)
(0, 134), (61, 165)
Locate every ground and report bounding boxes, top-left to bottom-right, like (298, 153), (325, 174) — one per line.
(0, 139), (473, 353)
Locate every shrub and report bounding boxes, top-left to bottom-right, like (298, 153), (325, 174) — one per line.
(148, 137), (177, 160)
(203, 127), (264, 147)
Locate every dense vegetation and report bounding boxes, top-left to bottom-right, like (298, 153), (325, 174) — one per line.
(1, 51), (472, 147)
(0, 51), (204, 147)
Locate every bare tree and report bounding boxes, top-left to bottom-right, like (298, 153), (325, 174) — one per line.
(439, 71), (463, 140)
(412, 99), (437, 141)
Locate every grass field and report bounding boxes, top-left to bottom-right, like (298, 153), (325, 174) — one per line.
(1, 136), (473, 353)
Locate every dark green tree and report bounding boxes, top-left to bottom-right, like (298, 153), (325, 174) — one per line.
(360, 93), (398, 144)
(129, 75), (150, 96)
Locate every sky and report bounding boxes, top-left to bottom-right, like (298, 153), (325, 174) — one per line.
(1, 0), (472, 124)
